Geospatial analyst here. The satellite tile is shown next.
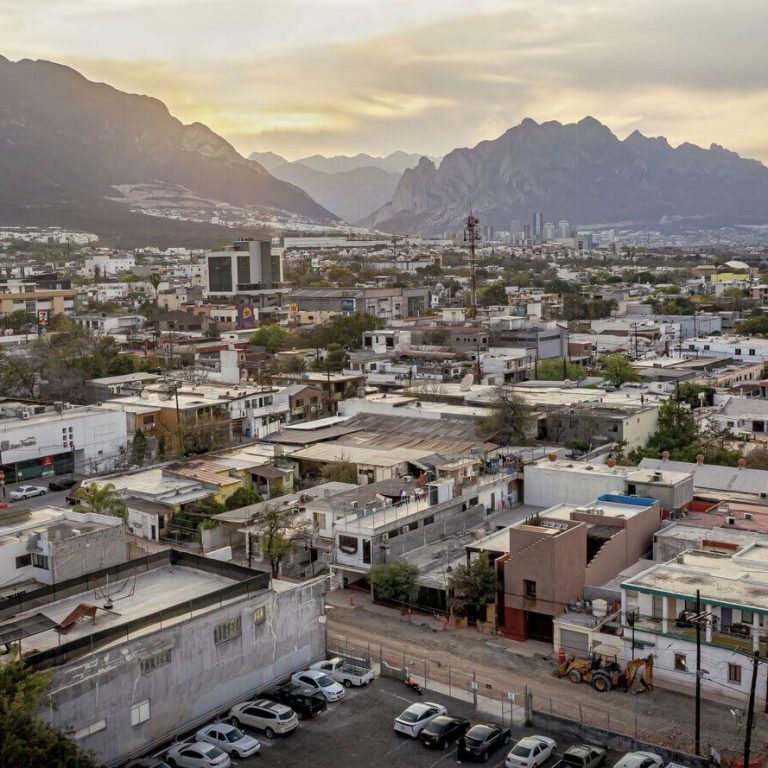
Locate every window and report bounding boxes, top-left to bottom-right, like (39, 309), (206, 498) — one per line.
(362, 539), (371, 565)
(74, 720), (106, 740)
(208, 256), (233, 293)
(15, 554), (32, 568)
(627, 484), (637, 495)
(31, 553), (49, 570)
(408, 521), (419, 531)
(749, 349), (756, 356)
(130, 700), (150, 727)
(339, 535), (358, 554)
(524, 580), (537, 598)
(423, 515), (435, 525)
(735, 348), (742, 355)
(728, 664), (742, 684)
(253, 606), (266, 625)
(741, 610), (754, 625)
(140, 648), (171, 674)
(213, 616), (242, 645)
(651, 595), (664, 619)
(236, 255), (251, 286)
(674, 653), (687, 672)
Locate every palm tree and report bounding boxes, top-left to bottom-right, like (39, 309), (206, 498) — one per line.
(75, 482), (127, 520)
(149, 271), (163, 307)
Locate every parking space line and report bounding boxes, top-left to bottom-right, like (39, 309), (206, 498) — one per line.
(429, 750), (459, 768)
(385, 738), (416, 756)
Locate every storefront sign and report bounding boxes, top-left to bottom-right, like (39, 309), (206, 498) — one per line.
(0, 437), (37, 451)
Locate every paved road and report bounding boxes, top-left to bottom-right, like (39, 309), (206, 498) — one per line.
(3, 482), (71, 511)
(326, 591), (767, 759)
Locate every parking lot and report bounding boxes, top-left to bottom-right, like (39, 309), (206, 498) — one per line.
(154, 676), (626, 768)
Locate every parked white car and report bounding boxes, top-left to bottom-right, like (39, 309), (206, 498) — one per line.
(291, 669), (345, 701)
(393, 702), (448, 737)
(310, 657), (375, 687)
(613, 752), (663, 768)
(229, 698), (299, 737)
(195, 722), (260, 758)
(506, 735), (557, 768)
(10, 485), (46, 501)
(165, 741), (231, 768)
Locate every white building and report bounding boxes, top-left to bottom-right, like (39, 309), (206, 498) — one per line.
(621, 545), (768, 705)
(0, 400), (129, 480)
(676, 336), (768, 363)
(81, 254), (136, 278)
(206, 239), (283, 297)
(0, 506), (124, 588)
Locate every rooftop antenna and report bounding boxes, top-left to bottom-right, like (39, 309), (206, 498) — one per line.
(464, 207), (481, 319)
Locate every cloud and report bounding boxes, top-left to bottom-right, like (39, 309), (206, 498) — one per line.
(3, 0), (767, 162)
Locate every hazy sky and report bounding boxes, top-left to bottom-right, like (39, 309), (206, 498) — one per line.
(3, 0), (768, 163)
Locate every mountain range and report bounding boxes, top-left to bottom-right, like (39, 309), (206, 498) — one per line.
(248, 151), (433, 222)
(367, 117), (768, 235)
(0, 57), (335, 245)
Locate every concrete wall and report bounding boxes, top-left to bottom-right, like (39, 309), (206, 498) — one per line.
(46, 579), (326, 766)
(524, 463), (625, 508)
(503, 523), (587, 616)
(631, 476), (694, 510)
(620, 407), (659, 450)
(48, 522), (127, 584)
(384, 503), (486, 561)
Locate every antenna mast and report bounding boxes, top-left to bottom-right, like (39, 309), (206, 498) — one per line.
(464, 211), (481, 319)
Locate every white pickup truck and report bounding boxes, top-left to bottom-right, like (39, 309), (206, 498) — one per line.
(310, 657), (375, 688)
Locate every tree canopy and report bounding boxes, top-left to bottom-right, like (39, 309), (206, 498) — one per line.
(0, 655), (102, 768)
(301, 313), (383, 351)
(249, 325), (295, 354)
(603, 354), (638, 388)
(75, 482), (127, 520)
(249, 503), (307, 577)
(447, 554), (497, 619)
(536, 357), (586, 381)
(480, 387), (535, 445)
(369, 560), (418, 605)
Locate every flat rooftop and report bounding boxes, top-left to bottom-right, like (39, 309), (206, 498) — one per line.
(622, 548), (768, 612)
(0, 551), (271, 666)
(543, 496), (656, 522)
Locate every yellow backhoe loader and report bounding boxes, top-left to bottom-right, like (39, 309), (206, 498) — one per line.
(554, 650), (653, 693)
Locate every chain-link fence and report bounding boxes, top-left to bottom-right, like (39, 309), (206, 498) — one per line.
(328, 633), (767, 762)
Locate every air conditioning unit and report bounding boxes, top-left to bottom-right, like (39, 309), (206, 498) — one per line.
(350, 501), (358, 509)
(21, 410), (30, 420)
(652, 471), (663, 482)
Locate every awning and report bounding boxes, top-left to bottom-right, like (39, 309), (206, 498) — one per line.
(0, 613), (58, 645)
(248, 465), (292, 480)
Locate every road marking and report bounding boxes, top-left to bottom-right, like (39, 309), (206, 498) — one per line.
(430, 750), (459, 768)
(384, 737), (414, 756)
(380, 689), (413, 705)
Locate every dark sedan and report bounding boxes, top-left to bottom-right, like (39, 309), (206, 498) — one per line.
(49, 477), (78, 491)
(458, 723), (511, 762)
(418, 715), (471, 750)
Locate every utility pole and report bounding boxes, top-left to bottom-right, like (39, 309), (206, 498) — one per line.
(695, 589), (701, 756)
(464, 211), (480, 320)
(744, 651), (760, 768)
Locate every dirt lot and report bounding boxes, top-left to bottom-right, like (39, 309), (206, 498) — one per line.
(325, 591), (768, 759)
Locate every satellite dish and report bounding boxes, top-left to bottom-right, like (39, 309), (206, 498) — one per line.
(460, 373), (474, 392)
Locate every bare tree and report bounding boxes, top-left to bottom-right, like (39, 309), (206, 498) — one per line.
(248, 503), (308, 577)
(480, 386), (536, 445)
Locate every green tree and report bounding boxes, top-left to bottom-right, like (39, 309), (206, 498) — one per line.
(302, 313), (383, 351)
(224, 486), (263, 511)
(249, 325), (295, 354)
(313, 343), (345, 373)
(249, 503), (307, 577)
(536, 357), (586, 381)
(603, 354), (638, 388)
(369, 560), (418, 605)
(0, 654), (102, 768)
(131, 428), (148, 465)
(478, 284), (508, 306)
(447, 554), (497, 619)
(676, 382), (714, 409)
(737, 315), (768, 336)
(321, 459), (358, 485)
(74, 482), (127, 520)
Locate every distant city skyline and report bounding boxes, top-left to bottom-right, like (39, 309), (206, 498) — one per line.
(3, 0), (767, 164)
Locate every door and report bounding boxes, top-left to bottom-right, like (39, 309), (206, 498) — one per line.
(150, 524), (156, 540)
(721, 607), (732, 630)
